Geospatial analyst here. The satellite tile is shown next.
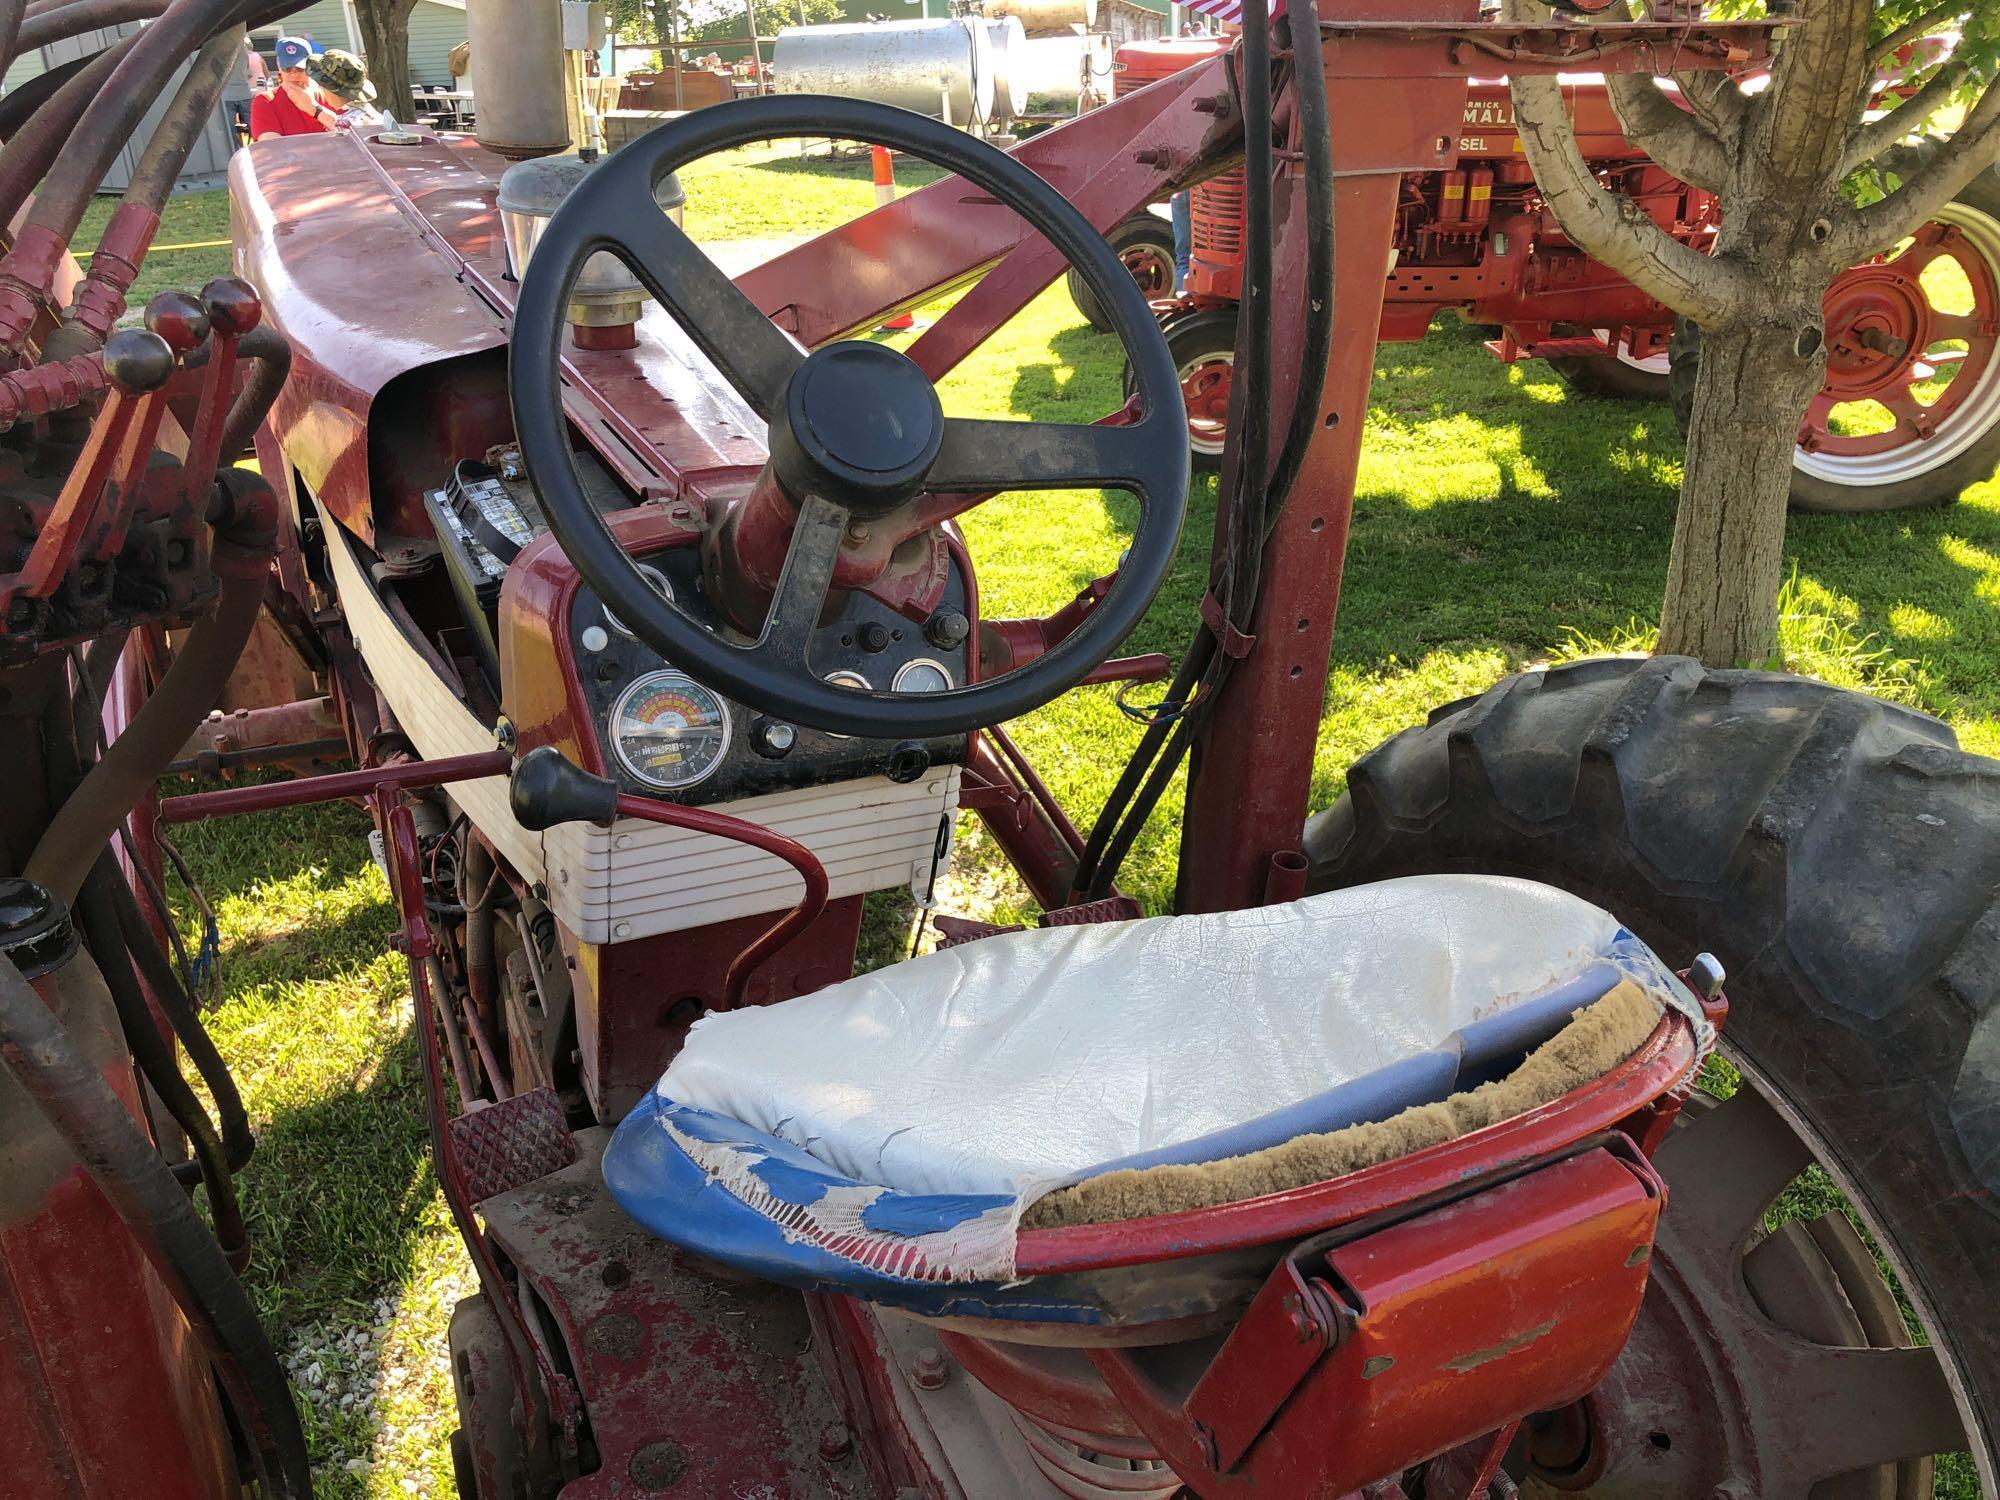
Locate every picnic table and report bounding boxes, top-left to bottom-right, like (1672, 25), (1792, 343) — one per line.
(411, 88), (474, 129)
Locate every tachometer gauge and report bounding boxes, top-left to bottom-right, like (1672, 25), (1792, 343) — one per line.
(603, 563), (674, 636)
(609, 670), (732, 790)
(892, 659), (953, 694)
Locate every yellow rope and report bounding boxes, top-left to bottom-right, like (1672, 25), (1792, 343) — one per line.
(75, 238), (232, 259)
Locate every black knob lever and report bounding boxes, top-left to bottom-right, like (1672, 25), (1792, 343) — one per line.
(510, 746), (620, 830)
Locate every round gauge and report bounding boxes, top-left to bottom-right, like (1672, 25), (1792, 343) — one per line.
(892, 659), (953, 694)
(603, 563), (674, 637)
(609, 670), (732, 790)
(820, 670), (871, 739)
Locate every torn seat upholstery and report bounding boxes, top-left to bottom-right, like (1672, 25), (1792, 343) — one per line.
(601, 875), (1704, 1315)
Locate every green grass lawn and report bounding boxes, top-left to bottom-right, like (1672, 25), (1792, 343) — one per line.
(95, 154), (2000, 1495)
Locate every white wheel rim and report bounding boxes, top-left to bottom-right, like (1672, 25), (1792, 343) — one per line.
(1794, 199), (2000, 489)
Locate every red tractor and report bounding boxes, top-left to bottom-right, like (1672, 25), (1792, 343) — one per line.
(1081, 36), (2000, 511)
(2, 2), (1998, 1498)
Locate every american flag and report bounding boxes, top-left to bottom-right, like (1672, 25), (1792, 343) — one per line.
(1178, 0), (1282, 29)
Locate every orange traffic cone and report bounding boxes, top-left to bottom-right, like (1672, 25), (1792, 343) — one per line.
(873, 145), (917, 332)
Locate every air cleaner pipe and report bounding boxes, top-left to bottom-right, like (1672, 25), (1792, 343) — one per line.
(0, 950), (312, 1497)
(468, 0), (569, 159)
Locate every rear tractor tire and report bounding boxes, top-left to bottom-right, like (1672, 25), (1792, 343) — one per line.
(1305, 656), (2000, 1497)
(1069, 211), (1178, 334)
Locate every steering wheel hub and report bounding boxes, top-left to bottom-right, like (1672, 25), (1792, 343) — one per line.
(771, 341), (945, 516)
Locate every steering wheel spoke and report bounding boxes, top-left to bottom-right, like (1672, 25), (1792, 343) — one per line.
(611, 206), (805, 417)
(755, 493), (849, 660)
(929, 416), (1158, 495)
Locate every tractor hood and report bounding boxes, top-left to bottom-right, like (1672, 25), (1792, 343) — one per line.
(229, 130), (770, 549)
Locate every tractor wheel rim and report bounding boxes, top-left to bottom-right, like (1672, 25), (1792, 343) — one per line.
(1595, 326), (1669, 375)
(1795, 199), (2000, 487)
(1179, 350), (1233, 455)
(1526, 1047), (1991, 1497)
(1123, 243), (1175, 302)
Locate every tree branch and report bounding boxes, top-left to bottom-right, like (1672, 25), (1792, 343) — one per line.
(1761, 0), (1880, 189)
(1842, 53), (1970, 173)
(1509, 71), (1749, 327)
(1870, 0), (1968, 65)
(1674, 68), (1750, 145)
(1604, 73), (1730, 194)
(1838, 77), (2000, 256)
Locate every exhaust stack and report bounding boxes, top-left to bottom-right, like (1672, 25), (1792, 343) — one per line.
(468, 0), (570, 159)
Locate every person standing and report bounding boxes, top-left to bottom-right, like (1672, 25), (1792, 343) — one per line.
(248, 37), (339, 140)
(306, 49), (385, 129)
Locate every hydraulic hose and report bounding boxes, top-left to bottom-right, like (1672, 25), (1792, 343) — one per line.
(110, 869), (253, 1170)
(0, 950), (311, 1498)
(0, 33), (138, 228)
(25, 478), (279, 904)
(0, 0), (26, 75)
(1077, 0), (1336, 903)
(74, 858), (248, 1263)
(16, 0), (166, 53)
(122, 24), (241, 214)
(17, 0), (245, 252)
(219, 325), (294, 461)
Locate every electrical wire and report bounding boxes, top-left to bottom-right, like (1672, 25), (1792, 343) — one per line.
(1074, 0), (1336, 903)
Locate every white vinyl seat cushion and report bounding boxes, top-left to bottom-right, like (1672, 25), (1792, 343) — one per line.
(652, 874), (1697, 1201)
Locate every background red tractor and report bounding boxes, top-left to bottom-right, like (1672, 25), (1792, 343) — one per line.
(1081, 37), (2000, 512)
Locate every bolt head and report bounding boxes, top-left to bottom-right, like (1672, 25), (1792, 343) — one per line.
(911, 1347), (949, 1391)
(817, 1423), (852, 1462)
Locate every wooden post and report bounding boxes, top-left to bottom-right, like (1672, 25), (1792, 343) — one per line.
(743, 0), (764, 95)
(668, 0), (683, 107)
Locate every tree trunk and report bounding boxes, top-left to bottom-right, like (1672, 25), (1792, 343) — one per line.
(1657, 318), (1825, 665)
(352, 0), (419, 125)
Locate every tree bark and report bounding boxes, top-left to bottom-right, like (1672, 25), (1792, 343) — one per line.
(352, 0), (419, 124)
(1659, 319), (1826, 664)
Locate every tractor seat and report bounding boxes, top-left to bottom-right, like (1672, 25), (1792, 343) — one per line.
(602, 875), (1701, 1315)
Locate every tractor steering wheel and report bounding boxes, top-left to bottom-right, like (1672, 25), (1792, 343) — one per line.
(511, 97), (1189, 740)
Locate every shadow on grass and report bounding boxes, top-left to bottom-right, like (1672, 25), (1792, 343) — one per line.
(742, 150), (947, 189)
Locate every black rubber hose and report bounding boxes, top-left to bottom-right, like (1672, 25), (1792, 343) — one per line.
(109, 869), (253, 1171)
(74, 858), (249, 1261)
(17, 0), (242, 248)
(1079, 0), (1335, 904)
(1266, 0), (1334, 514)
(17, 0), (168, 50)
(0, 34), (137, 233)
(119, 22), (241, 216)
(0, 0), (27, 75)
(0, 950), (310, 1498)
(218, 325), (294, 461)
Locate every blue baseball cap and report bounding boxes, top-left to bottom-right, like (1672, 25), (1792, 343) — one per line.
(274, 36), (320, 70)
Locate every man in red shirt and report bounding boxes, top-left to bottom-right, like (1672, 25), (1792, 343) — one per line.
(249, 37), (339, 140)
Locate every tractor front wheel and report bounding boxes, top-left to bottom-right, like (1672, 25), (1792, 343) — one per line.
(1545, 324), (1671, 402)
(1304, 657), (2000, 1496)
(1123, 307), (1237, 473)
(1069, 212), (1178, 334)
